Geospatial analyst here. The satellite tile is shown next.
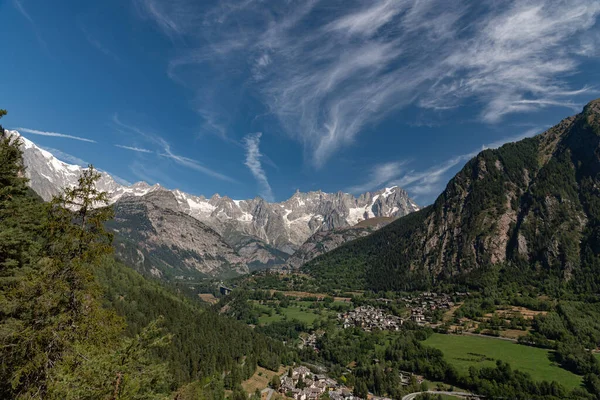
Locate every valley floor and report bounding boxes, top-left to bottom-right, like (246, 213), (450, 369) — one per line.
(423, 333), (582, 390)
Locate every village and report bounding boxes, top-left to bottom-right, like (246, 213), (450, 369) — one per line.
(399, 292), (462, 325)
(273, 366), (394, 400)
(338, 306), (402, 331)
(339, 292), (464, 331)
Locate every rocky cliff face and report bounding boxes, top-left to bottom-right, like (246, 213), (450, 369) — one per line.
(287, 217), (394, 269)
(306, 99), (600, 293)
(172, 186), (419, 255)
(9, 131), (419, 271)
(108, 188), (248, 279)
(13, 129), (419, 269)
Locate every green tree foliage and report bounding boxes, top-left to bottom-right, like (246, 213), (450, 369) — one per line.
(0, 165), (124, 398)
(303, 100), (600, 295)
(584, 374), (600, 399)
(49, 317), (171, 400)
(353, 378), (368, 398)
(0, 127), (43, 276)
(97, 258), (293, 387)
(173, 378), (225, 400)
(0, 131), (170, 399)
(521, 301), (600, 377)
(270, 374), (281, 390)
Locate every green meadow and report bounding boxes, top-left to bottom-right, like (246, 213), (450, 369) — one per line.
(257, 304), (323, 325)
(423, 333), (582, 390)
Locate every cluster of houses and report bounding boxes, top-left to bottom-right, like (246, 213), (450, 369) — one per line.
(337, 293), (466, 330)
(279, 366), (379, 400)
(338, 306), (403, 331)
(400, 292), (463, 325)
(299, 333), (319, 351)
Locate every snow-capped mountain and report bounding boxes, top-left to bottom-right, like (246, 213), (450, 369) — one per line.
(170, 187), (419, 255)
(9, 130), (155, 202)
(12, 130), (419, 259)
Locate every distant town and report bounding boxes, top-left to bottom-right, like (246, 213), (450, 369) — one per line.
(338, 292), (465, 332)
(274, 366), (391, 400)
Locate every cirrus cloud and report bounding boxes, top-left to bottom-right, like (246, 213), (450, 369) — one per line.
(16, 127), (96, 143)
(136, 0), (600, 169)
(243, 132), (274, 202)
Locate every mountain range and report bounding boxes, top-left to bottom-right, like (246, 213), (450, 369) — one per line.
(304, 99), (600, 293)
(10, 130), (419, 278)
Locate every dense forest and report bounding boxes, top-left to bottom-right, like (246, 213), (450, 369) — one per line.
(0, 110), (290, 399)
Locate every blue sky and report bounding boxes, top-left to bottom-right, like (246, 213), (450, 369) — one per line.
(2, 0), (600, 204)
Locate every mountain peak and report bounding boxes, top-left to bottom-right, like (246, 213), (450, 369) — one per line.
(584, 97), (600, 112)
(304, 101), (600, 291)
(132, 181), (151, 189)
(19, 133), (420, 256)
(582, 98), (600, 129)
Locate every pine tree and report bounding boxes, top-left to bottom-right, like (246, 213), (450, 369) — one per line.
(50, 317), (171, 399)
(0, 110), (40, 274)
(270, 374), (281, 390)
(0, 109), (7, 134)
(0, 164), (121, 398)
(0, 111), (48, 398)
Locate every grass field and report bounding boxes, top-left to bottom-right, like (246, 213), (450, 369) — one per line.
(423, 334), (582, 390)
(257, 305), (323, 325)
(197, 293), (218, 304)
(241, 366), (286, 394)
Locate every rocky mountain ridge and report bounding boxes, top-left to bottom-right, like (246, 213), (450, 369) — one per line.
(12, 129), (419, 256)
(286, 217), (394, 269)
(107, 189), (248, 279)
(305, 99), (600, 293)
(10, 130), (419, 275)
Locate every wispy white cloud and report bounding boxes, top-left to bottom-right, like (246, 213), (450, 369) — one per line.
(16, 127), (96, 143)
(243, 132), (274, 201)
(12, 0), (34, 24)
(159, 145), (237, 183)
(351, 127), (545, 202)
(41, 147), (89, 167)
(12, 0), (48, 52)
(112, 114), (237, 183)
(78, 19), (120, 62)
(142, 0), (600, 168)
(132, 0), (205, 38)
(326, 0), (403, 37)
(115, 144), (153, 153)
(347, 161), (405, 194)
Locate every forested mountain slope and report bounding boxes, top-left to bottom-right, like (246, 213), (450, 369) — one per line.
(0, 112), (290, 399)
(96, 257), (292, 387)
(305, 99), (600, 293)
